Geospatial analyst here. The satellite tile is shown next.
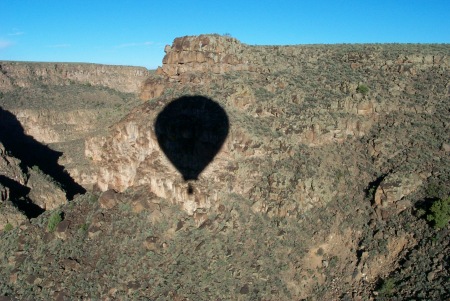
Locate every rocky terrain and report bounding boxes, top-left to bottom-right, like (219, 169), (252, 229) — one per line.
(0, 34), (449, 300)
(0, 62), (147, 189)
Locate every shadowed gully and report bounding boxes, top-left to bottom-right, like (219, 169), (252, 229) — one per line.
(0, 107), (86, 201)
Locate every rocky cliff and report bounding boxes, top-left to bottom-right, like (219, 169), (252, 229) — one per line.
(143, 34), (448, 97)
(155, 34), (448, 79)
(0, 61), (150, 94)
(0, 141), (67, 230)
(0, 62), (146, 190)
(157, 35), (257, 78)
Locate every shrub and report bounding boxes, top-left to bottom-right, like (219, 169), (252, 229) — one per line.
(416, 208), (426, 218)
(79, 223), (89, 233)
(426, 182), (445, 199)
(47, 210), (62, 232)
(328, 256), (338, 268)
(378, 277), (396, 296)
(4, 223), (13, 232)
(427, 197), (450, 229)
(356, 84), (369, 95)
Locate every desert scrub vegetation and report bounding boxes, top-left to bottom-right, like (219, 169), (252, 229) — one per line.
(356, 84), (369, 95)
(47, 210), (62, 232)
(426, 182), (447, 200)
(377, 277), (396, 297)
(30, 165), (65, 192)
(427, 197), (450, 229)
(79, 223), (89, 233)
(3, 223), (13, 232)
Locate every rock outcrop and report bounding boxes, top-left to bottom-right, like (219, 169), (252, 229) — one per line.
(373, 172), (426, 219)
(0, 140), (69, 223)
(152, 34), (448, 83)
(0, 142), (27, 230)
(0, 141), (64, 228)
(0, 142), (26, 187)
(157, 34), (258, 79)
(26, 167), (67, 210)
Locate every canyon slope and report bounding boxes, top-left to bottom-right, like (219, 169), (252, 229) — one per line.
(0, 35), (449, 300)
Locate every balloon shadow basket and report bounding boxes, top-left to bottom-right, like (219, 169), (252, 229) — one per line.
(187, 182), (194, 195)
(154, 95), (229, 198)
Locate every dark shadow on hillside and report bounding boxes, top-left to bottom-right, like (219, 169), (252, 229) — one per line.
(0, 175), (45, 218)
(154, 96), (229, 193)
(0, 107), (86, 201)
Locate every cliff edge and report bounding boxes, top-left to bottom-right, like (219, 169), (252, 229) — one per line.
(0, 61), (150, 94)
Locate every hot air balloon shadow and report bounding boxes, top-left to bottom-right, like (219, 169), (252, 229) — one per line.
(154, 96), (229, 194)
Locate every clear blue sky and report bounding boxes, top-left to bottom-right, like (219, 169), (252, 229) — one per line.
(1, 0), (449, 69)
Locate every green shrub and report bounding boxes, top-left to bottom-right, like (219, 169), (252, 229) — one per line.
(378, 277), (396, 296)
(79, 223), (89, 233)
(4, 223), (13, 232)
(426, 182), (445, 199)
(328, 256), (338, 268)
(427, 197), (450, 229)
(119, 203), (131, 212)
(47, 210), (62, 232)
(356, 84), (369, 95)
(416, 208), (426, 218)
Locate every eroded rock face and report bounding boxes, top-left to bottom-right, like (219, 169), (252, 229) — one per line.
(85, 103), (212, 214)
(26, 168), (67, 211)
(139, 77), (168, 100)
(0, 62), (150, 94)
(158, 35), (255, 79)
(0, 74), (143, 191)
(0, 141), (68, 224)
(86, 95), (375, 217)
(0, 202), (27, 230)
(7, 109), (100, 144)
(0, 144), (26, 229)
(374, 172), (425, 215)
(0, 142), (27, 186)
(151, 35), (449, 84)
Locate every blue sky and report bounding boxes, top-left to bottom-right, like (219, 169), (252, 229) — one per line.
(1, 0), (449, 69)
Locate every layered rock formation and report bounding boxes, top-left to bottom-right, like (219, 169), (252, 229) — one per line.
(154, 34), (448, 81)
(0, 63), (145, 190)
(157, 34), (258, 79)
(0, 61), (149, 94)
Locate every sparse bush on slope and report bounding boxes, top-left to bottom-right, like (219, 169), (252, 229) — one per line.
(47, 210), (62, 232)
(427, 197), (450, 229)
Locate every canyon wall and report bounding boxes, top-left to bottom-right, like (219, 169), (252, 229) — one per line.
(0, 62), (149, 190)
(156, 35), (448, 79)
(90, 35), (449, 218)
(1, 35), (448, 218)
(0, 61), (150, 94)
(1, 35), (449, 300)
(143, 34), (448, 97)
